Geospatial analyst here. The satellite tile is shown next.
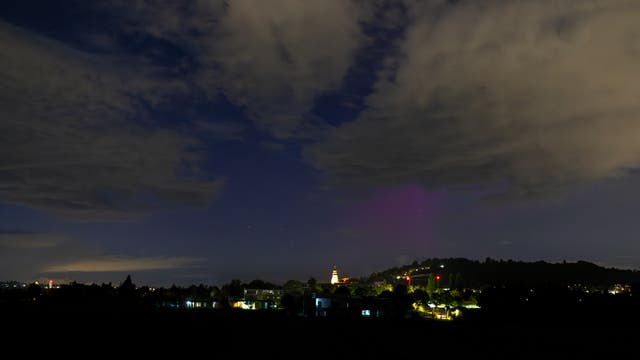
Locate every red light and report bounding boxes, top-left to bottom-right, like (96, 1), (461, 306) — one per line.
(435, 275), (441, 281)
(405, 276), (410, 281)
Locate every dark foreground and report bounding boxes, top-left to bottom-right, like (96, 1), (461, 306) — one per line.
(3, 307), (636, 358)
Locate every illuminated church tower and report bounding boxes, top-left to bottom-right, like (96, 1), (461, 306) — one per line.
(330, 266), (339, 285)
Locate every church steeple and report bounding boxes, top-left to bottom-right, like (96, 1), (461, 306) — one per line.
(330, 266), (339, 285)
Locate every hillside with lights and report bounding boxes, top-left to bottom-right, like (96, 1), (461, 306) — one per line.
(362, 258), (640, 291)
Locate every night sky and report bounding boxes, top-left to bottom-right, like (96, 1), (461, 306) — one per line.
(3, 0), (640, 287)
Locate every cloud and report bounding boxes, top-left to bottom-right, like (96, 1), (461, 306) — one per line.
(1, 0), (372, 219)
(0, 231), (61, 249)
(0, 232), (96, 281)
(210, 0), (367, 137)
(0, 230), (201, 281)
(260, 141), (286, 152)
(309, 0), (640, 196)
(110, 0), (368, 138)
(0, 21), (222, 219)
(43, 255), (203, 272)
(0, 2), (370, 222)
(193, 120), (247, 141)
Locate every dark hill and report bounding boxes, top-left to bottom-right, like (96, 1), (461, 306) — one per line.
(363, 258), (640, 289)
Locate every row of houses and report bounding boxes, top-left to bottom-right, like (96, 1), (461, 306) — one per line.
(181, 288), (426, 319)
(182, 288), (284, 310)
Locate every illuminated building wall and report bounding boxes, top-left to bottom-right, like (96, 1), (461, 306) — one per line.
(331, 266), (339, 285)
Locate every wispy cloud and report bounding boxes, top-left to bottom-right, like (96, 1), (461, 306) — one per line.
(44, 255), (203, 272)
(0, 231), (61, 249)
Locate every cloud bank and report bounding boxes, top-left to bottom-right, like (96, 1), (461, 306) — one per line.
(309, 0), (640, 196)
(0, 21), (221, 219)
(1, 1), (370, 219)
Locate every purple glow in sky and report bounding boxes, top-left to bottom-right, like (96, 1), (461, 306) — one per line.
(342, 186), (445, 257)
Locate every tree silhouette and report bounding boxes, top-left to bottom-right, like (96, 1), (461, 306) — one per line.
(26, 282), (41, 300)
(455, 272), (463, 290)
(427, 273), (437, 294)
(117, 275), (137, 307)
(118, 275), (135, 293)
(412, 288), (429, 307)
(280, 293), (301, 316)
(246, 279), (279, 289)
(221, 279), (244, 300)
(392, 284), (412, 318)
(334, 286), (351, 297)
(283, 280), (304, 291)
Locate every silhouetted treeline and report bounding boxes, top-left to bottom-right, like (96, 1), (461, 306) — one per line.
(0, 275), (282, 311)
(467, 282), (640, 326)
(4, 258), (640, 327)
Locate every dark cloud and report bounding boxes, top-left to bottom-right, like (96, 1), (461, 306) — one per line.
(0, 21), (222, 219)
(193, 120), (247, 141)
(0, 230), (60, 249)
(0, 1), (371, 219)
(309, 1), (640, 196)
(108, 0), (369, 138)
(211, 0), (367, 137)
